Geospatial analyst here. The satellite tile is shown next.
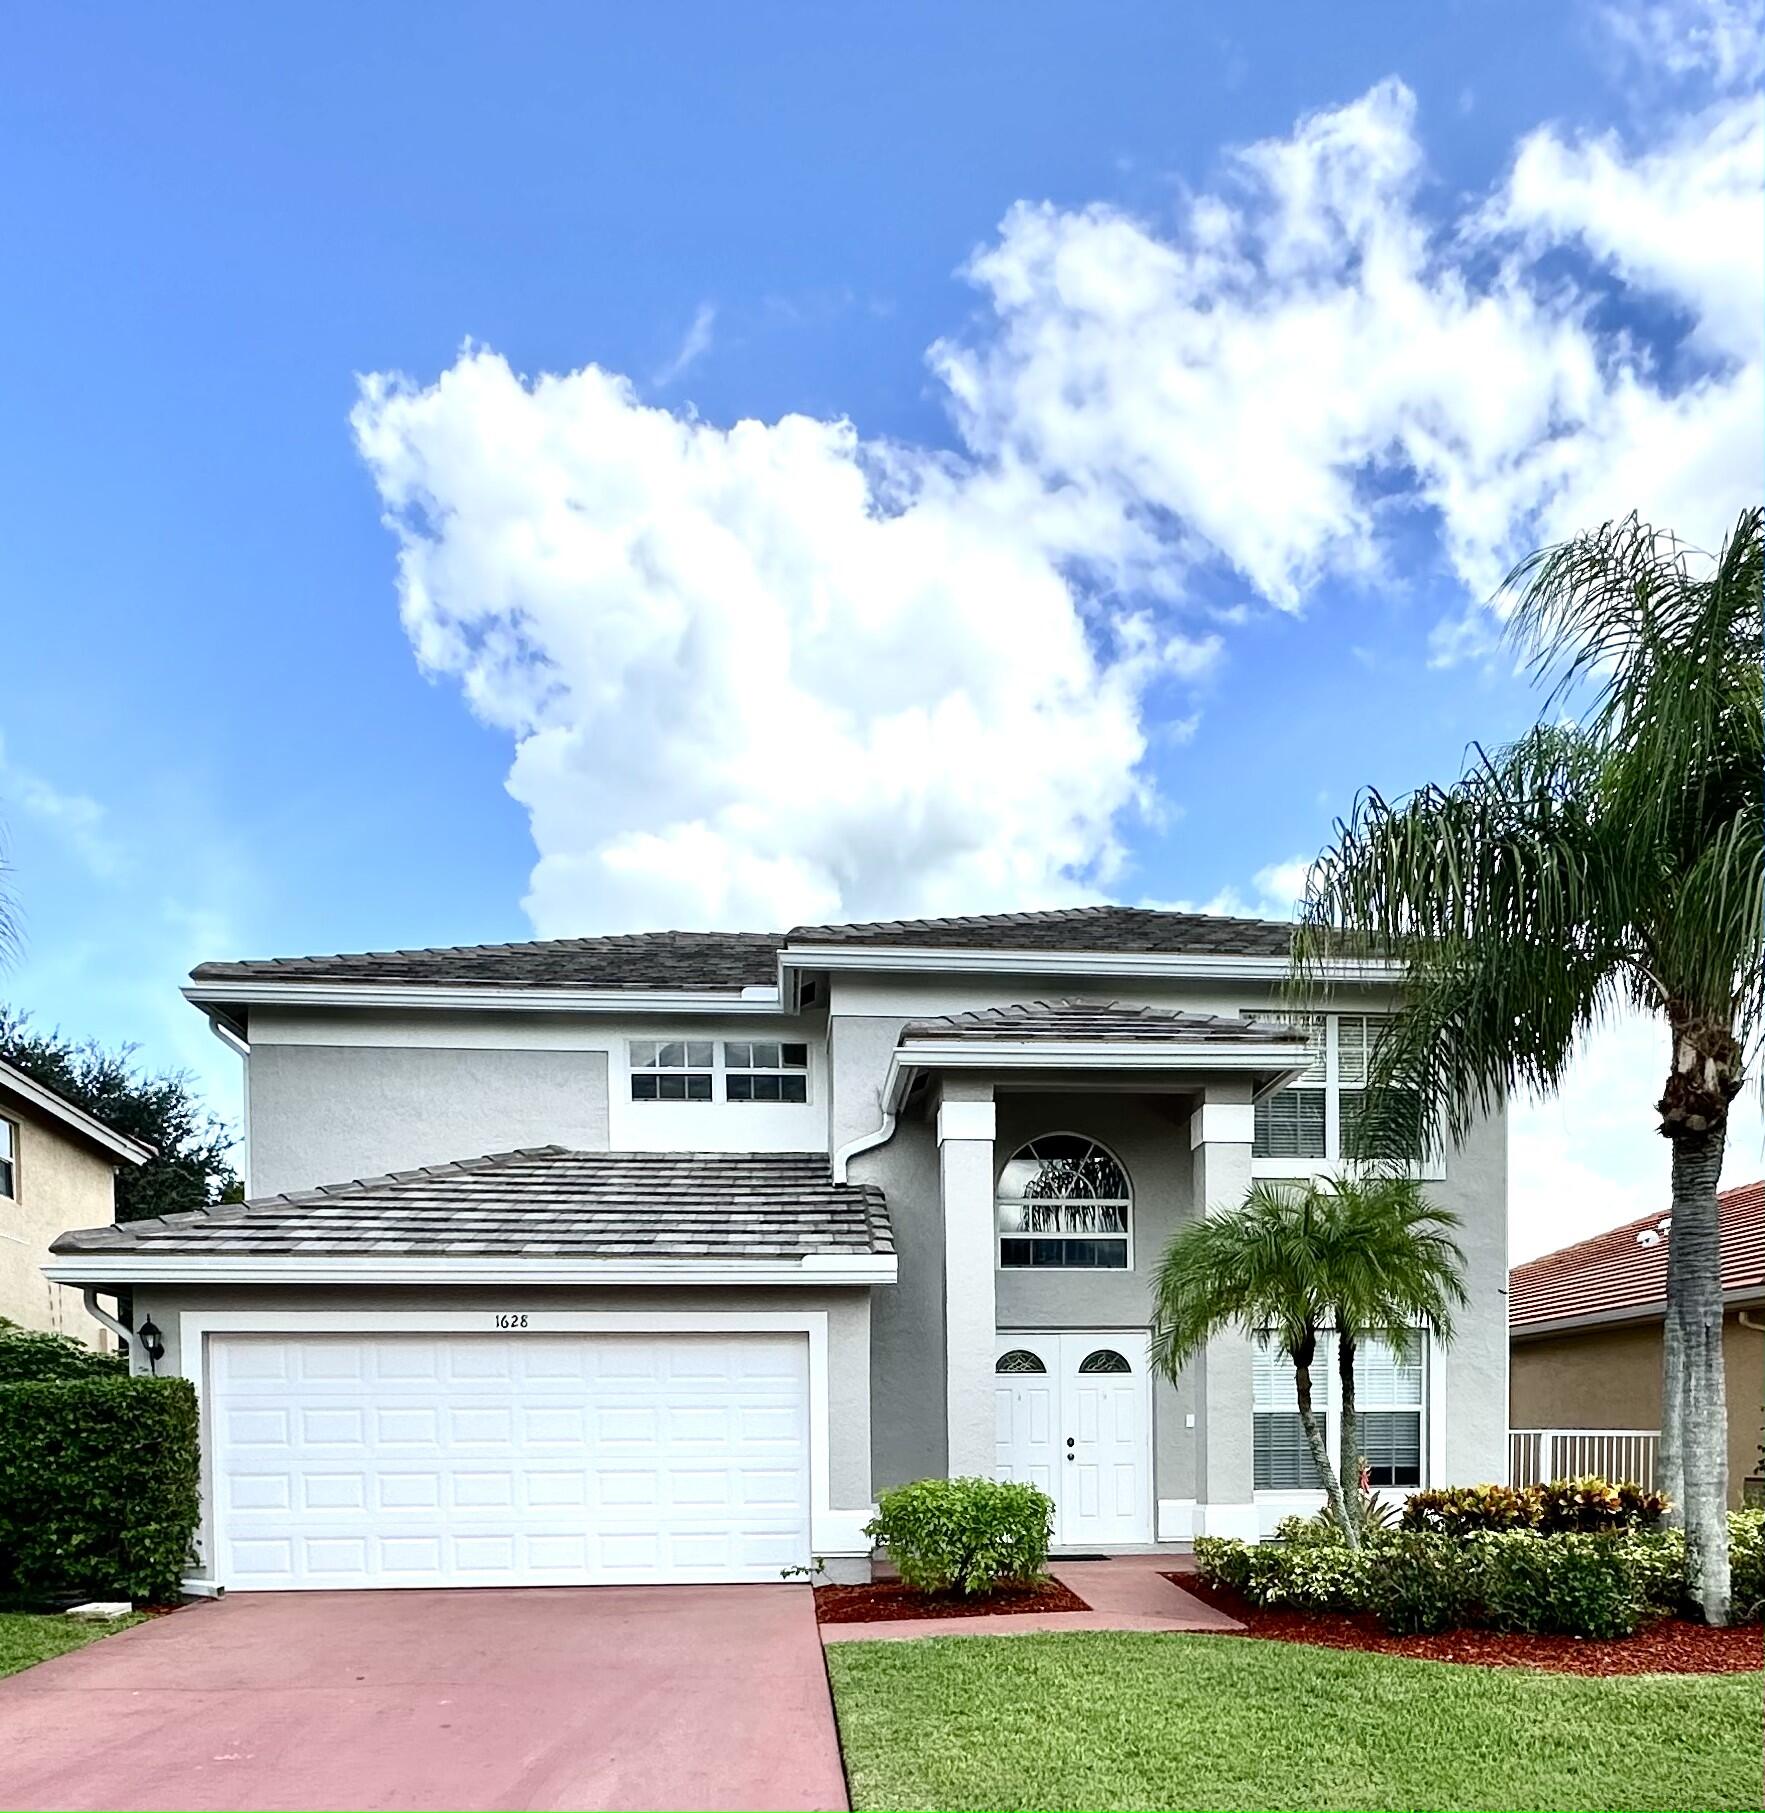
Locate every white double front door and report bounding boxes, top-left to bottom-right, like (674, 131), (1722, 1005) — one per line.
(993, 1330), (1152, 1546)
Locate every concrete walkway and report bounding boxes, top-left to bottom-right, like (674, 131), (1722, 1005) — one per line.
(819, 1552), (1244, 1644)
(0, 1585), (848, 1812)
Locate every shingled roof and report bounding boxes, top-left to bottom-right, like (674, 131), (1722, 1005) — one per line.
(901, 999), (1308, 1044)
(189, 931), (782, 992)
(792, 905), (1293, 958)
(1509, 1180), (1765, 1333)
(52, 1148), (892, 1262)
(188, 906), (1295, 993)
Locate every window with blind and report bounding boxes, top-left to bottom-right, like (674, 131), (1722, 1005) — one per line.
(1249, 1011), (1423, 1165)
(1252, 1334), (1328, 1490)
(0, 1115), (15, 1199)
(1253, 1330), (1426, 1491)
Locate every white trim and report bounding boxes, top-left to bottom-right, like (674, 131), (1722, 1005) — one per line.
(1427, 1324), (1448, 1487)
(1189, 1102), (1255, 1148)
(995, 1132), (1133, 1271)
(183, 981), (786, 1017)
(45, 1254), (897, 1287)
(178, 1307), (868, 1582)
(1156, 1497), (1196, 1542)
(887, 1042), (1305, 1110)
(937, 1099), (997, 1144)
(783, 945), (1403, 983)
(1194, 1501), (1260, 1540)
(0, 1060), (154, 1166)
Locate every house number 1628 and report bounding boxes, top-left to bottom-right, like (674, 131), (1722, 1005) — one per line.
(493, 1313), (530, 1330)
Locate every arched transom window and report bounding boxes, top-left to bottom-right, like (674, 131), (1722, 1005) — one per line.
(997, 1134), (1131, 1270)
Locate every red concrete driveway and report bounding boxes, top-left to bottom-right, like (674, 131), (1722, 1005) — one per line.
(0, 1586), (849, 1812)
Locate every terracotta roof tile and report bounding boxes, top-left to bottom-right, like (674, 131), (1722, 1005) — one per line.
(1509, 1180), (1764, 1331)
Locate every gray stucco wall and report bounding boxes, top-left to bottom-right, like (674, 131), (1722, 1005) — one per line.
(1431, 1101), (1510, 1484)
(247, 1045), (610, 1196)
(128, 1282), (873, 1574)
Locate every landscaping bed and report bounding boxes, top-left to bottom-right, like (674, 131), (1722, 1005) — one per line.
(1176, 1573), (1765, 1675)
(816, 1578), (1088, 1623)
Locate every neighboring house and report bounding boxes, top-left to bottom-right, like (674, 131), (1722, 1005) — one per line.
(1509, 1181), (1765, 1507)
(44, 906), (1509, 1593)
(1, 1058), (153, 1347)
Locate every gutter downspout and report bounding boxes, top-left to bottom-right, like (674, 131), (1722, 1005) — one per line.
(833, 1108), (897, 1184)
(81, 1287), (132, 1352)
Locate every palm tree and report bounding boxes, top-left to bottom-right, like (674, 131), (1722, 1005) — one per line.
(1295, 508), (1762, 1623)
(1322, 1174), (1468, 1531)
(1150, 1176), (1466, 1549)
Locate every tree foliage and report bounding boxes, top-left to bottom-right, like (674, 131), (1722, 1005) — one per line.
(0, 1009), (239, 1221)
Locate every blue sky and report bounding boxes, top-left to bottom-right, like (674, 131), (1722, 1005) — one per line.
(2, 0), (1760, 1255)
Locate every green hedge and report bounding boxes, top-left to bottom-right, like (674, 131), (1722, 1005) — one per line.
(0, 1319), (127, 1384)
(1196, 1510), (1765, 1637)
(866, 1477), (1052, 1596)
(0, 1377), (199, 1603)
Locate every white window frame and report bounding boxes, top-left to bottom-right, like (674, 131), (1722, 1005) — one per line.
(1250, 1012), (1444, 1180)
(627, 1039), (716, 1103)
(995, 1132), (1134, 1272)
(0, 1113), (15, 1200)
(721, 1040), (811, 1105)
(1252, 1328), (1432, 1496)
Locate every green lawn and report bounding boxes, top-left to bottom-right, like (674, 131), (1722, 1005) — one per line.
(0, 1611), (146, 1680)
(825, 1632), (1765, 1812)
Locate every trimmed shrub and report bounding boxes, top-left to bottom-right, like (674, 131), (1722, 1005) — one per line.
(1472, 1531), (1641, 1638)
(865, 1477), (1051, 1596)
(1729, 1509), (1764, 1624)
(1617, 1526), (1688, 1618)
(0, 1318), (126, 1384)
(1193, 1535), (1257, 1595)
(1364, 1533), (1477, 1634)
(0, 1377), (199, 1602)
(1196, 1528), (1372, 1613)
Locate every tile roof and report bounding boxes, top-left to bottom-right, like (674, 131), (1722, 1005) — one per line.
(189, 906), (1295, 993)
(190, 931), (782, 992)
(901, 999), (1308, 1044)
(52, 1148), (892, 1262)
(791, 905), (1293, 957)
(1509, 1181), (1765, 1332)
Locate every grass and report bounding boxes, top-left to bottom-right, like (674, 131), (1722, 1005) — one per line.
(825, 1631), (1765, 1812)
(0, 1611), (147, 1680)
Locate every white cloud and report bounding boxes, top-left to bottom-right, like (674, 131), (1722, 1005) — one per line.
(1601, 0), (1764, 89)
(356, 72), (1760, 935)
(1153, 853), (1314, 920)
(353, 355), (1183, 932)
(0, 733), (123, 881)
(1511, 1011), (1765, 1261)
(652, 302), (717, 388)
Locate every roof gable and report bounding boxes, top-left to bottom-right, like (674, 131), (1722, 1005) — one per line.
(0, 1060), (154, 1167)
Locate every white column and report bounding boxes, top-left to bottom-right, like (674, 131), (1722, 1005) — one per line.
(1190, 1082), (1259, 1539)
(938, 1082), (997, 1477)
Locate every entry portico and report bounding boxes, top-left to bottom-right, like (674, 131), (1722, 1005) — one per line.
(884, 1000), (1308, 1545)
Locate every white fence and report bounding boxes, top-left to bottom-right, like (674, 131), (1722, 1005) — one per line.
(1509, 1428), (1661, 1488)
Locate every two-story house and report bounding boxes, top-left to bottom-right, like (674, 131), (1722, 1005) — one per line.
(46, 906), (1508, 1594)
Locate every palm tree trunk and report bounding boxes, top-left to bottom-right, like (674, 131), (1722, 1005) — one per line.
(1336, 1325), (1360, 1537)
(1659, 1224), (1684, 1525)
(1667, 1128), (1731, 1624)
(1294, 1351), (1357, 1550)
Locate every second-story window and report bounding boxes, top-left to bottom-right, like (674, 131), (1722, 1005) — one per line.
(723, 1041), (809, 1102)
(1250, 1012), (1423, 1165)
(629, 1041), (714, 1101)
(0, 1115), (15, 1199)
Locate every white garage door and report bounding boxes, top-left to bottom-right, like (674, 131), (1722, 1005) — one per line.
(210, 1331), (811, 1589)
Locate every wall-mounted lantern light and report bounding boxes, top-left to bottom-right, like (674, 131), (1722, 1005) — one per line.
(137, 1318), (165, 1374)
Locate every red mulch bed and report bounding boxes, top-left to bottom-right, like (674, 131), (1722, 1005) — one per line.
(815, 1579), (1090, 1624)
(1173, 1575), (1764, 1676)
